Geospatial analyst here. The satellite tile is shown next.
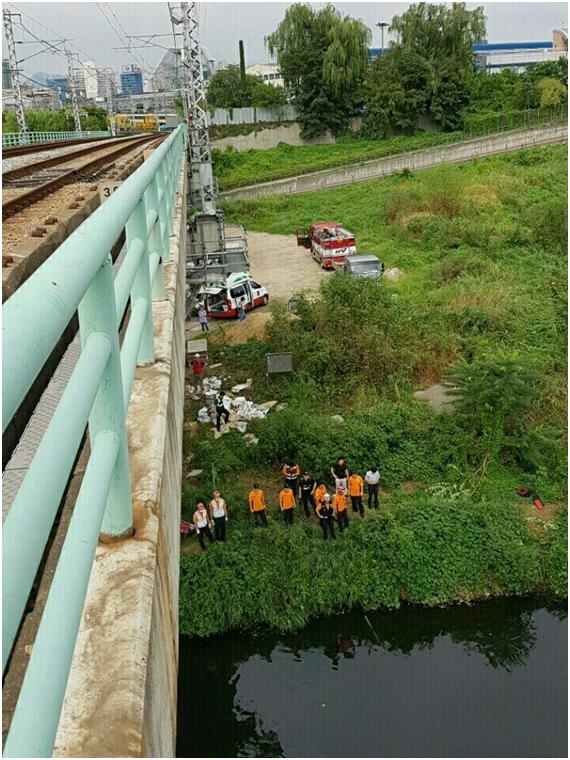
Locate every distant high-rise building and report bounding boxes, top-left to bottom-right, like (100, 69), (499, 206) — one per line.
(2, 58), (12, 90)
(120, 64), (143, 95)
(98, 69), (117, 101)
(83, 61), (99, 99)
(46, 75), (69, 105)
(152, 46), (215, 94)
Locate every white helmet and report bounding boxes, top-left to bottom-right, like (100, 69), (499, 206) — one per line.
(323, 493), (331, 502)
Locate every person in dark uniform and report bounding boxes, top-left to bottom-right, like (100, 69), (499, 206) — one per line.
(298, 472), (316, 516)
(215, 391), (230, 432)
(317, 494), (336, 540)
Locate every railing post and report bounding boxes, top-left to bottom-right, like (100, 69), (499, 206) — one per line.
(78, 255), (133, 540)
(144, 179), (167, 299)
(125, 200), (155, 365)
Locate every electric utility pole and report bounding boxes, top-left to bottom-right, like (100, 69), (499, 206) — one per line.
(3, 9), (28, 134)
(103, 68), (116, 135)
(64, 44), (82, 132)
(180, 1), (215, 214)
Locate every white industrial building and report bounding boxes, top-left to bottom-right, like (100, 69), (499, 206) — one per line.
(246, 62), (284, 88)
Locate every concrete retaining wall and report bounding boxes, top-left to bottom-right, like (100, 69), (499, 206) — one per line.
(220, 123), (568, 201)
(53, 161), (187, 757)
(212, 122), (335, 152)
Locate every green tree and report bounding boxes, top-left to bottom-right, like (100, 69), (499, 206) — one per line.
(443, 353), (541, 466)
(266, 3), (370, 137)
(365, 2), (486, 133)
(536, 76), (567, 108)
(390, 2), (486, 72)
(206, 65), (286, 110)
(363, 47), (430, 137)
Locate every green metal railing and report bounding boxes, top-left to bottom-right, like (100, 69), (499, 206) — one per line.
(2, 123), (186, 758)
(2, 130), (110, 148)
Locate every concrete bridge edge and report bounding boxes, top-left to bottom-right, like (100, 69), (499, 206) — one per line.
(53, 158), (188, 757)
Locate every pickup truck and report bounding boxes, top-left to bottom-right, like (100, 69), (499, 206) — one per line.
(332, 254), (384, 278)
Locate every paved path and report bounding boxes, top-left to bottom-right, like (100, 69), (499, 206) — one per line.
(221, 123), (568, 201)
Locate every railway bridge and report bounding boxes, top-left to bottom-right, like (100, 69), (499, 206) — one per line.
(3, 124), (188, 757)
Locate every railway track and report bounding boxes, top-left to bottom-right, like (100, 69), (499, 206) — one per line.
(2, 133), (163, 220)
(2, 135), (114, 159)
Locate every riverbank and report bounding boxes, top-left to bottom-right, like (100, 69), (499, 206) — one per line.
(180, 143), (567, 637)
(180, 489), (566, 637)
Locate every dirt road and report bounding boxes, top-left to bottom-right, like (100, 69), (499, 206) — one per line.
(214, 229), (330, 344)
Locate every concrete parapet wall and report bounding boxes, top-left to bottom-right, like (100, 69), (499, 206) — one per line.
(53, 160), (187, 757)
(220, 123), (568, 201)
(212, 122), (335, 152)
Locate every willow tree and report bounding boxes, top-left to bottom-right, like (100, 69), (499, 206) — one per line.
(266, 4), (371, 137)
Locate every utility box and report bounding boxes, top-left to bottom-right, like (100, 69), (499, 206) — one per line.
(266, 352), (293, 374)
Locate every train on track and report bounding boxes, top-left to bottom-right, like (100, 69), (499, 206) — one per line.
(110, 113), (180, 134)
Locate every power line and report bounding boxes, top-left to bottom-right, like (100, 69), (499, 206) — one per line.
(8, 3), (110, 71)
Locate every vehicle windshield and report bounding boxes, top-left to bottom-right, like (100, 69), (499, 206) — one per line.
(352, 260), (379, 271)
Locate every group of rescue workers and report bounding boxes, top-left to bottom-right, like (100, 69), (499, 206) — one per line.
(189, 457), (381, 549)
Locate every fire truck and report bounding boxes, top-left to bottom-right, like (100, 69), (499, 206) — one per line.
(296, 221), (356, 269)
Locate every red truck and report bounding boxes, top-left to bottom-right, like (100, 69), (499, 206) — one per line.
(296, 221), (356, 270)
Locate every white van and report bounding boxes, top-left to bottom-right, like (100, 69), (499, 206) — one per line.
(198, 272), (269, 319)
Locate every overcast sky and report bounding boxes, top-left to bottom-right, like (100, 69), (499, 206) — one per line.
(3, 1), (568, 79)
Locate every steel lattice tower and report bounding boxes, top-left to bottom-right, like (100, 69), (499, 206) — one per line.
(2, 10), (28, 134)
(180, 1), (215, 213)
(64, 46), (82, 133)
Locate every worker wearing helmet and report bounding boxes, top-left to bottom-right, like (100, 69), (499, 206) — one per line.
(316, 493), (336, 540)
(279, 485), (295, 525)
(193, 502), (214, 550)
(190, 353), (205, 393)
(298, 472), (317, 517)
(215, 390), (230, 432)
(348, 469), (364, 517)
(248, 483), (268, 527)
(333, 486), (349, 532)
(209, 490), (228, 542)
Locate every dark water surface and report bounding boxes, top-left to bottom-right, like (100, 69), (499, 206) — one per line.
(177, 599), (567, 757)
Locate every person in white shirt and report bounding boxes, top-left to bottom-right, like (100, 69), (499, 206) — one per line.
(365, 467), (380, 510)
(193, 502), (214, 549)
(209, 490), (228, 542)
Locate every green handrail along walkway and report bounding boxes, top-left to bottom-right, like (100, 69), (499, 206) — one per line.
(2, 124), (186, 758)
(2, 130), (110, 148)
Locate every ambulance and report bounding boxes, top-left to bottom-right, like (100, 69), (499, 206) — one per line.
(197, 272), (269, 318)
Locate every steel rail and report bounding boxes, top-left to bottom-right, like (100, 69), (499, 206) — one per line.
(2, 134), (114, 159)
(2, 133), (164, 220)
(2, 134), (160, 182)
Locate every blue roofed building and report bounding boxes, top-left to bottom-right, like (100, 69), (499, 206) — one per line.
(369, 29), (568, 73)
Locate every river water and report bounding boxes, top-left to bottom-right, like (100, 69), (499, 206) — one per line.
(177, 598), (567, 757)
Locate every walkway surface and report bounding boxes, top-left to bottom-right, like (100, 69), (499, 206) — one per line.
(220, 123), (568, 201)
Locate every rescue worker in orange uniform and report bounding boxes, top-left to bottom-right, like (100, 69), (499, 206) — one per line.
(193, 502), (214, 550)
(332, 486), (349, 532)
(248, 483), (268, 527)
(282, 460), (300, 496)
(348, 469), (364, 517)
(279, 484), (295, 525)
(313, 480), (328, 510)
(209, 490), (228, 542)
(317, 494), (336, 540)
